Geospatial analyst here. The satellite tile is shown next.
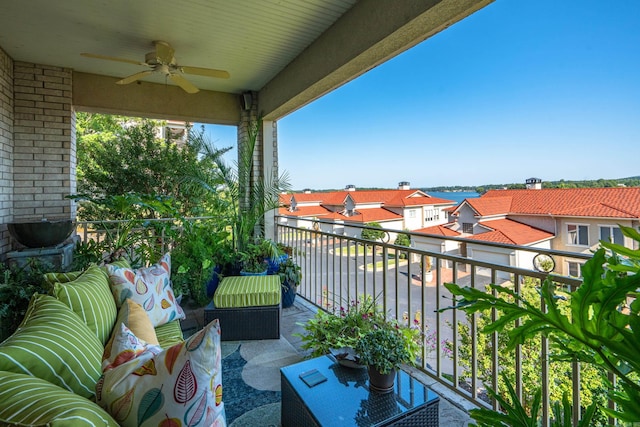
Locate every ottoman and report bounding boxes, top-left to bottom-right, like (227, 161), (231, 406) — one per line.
(204, 275), (281, 340)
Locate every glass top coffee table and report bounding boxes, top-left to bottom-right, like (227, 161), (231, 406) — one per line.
(280, 355), (439, 426)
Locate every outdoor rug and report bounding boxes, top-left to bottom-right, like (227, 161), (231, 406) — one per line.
(221, 338), (303, 427)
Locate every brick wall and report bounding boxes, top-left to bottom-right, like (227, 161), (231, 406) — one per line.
(0, 47), (13, 254)
(12, 61), (75, 221)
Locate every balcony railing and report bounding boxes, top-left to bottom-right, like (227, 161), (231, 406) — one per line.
(77, 215), (604, 425)
(275, 215), (598, 426)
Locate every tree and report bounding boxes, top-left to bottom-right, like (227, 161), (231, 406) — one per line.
(361, 222), (385, 241)
(75, 113), (229, 219)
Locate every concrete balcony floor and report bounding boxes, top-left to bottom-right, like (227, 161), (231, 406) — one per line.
(182, 298), (475, 426)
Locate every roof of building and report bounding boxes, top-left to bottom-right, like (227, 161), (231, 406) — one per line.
(278, 206), (332, 217)
(415, 219), (554, 246)
(414, 224), (460, 237)
(282, 188), (456, 208)
(340, 207), (403, 223)
(474, 188), (640, 218)
(469, 219), (554, 245)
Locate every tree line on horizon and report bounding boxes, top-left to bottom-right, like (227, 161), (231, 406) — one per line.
(422, 176), (640, 194)
(290, 177), (640, 194)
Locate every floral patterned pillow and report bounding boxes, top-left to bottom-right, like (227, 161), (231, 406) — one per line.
(102, 323), (162, 372)
(106, 253), (185, 327)
(96, 320), (225, 427)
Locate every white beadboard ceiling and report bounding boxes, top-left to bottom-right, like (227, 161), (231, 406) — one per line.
(0, 0), (357, 94)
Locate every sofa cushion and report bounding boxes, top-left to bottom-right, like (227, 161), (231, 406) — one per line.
(106, 252), (185, 327)
(52, 264), (118, 346)
(0, 370), (119, 427)
(0, 293), (103, 399)
(155, 319), (186, 348)
(97, 320), (225, 427)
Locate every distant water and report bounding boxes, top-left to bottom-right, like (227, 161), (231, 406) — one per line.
(427, 191), (479, 205)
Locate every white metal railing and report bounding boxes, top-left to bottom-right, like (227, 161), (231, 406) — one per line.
(275, 215), (601, 426)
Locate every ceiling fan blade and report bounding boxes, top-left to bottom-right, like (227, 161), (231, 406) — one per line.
(154, 41), (175, 64)
(181, 66), (230, 79)
(81, 52), (146, 66)
(116, 70), (153, 85)
(169, 74), (199, 94)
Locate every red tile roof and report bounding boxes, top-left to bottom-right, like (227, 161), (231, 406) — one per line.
(340, 208), (403, 223)
(284, 189), (456, 209)
(414, 224), (460, 237)
(278, 206), (332, 217)
(468, 219), (554, 245)
(478, 188), (640, 218)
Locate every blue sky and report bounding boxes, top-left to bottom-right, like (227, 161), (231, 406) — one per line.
(203, 1), (640, 190)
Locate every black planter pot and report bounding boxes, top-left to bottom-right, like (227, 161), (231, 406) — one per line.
(367, 367), (396, 393)
(281, 281), (297, 308)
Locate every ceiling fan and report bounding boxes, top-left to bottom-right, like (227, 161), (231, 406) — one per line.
(81, 41), (230, 94)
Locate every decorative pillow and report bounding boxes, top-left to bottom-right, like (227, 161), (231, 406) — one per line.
(155, 319), (186, 349)
(108, 298), (159, 347)
(96, 320), (225, 427)
(0, 294), (103, 399)
(52, 264), (118, 346)
(0, 370), (119, 427)
(103, 323), (162, 372)
(106, 253), (185, 327)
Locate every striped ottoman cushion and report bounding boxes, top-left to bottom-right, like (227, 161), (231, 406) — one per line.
(213, 275), (281, 308)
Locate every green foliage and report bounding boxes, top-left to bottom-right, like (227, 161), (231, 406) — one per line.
(470, 374), (598, 427)
(443, 224), (640, 424)
(278, 257), (301, 290)
(298, 294), (387, 357)
(361, 222), (385, 241)
(394, 232), (410, 247)
(76, 113), (229, 219)
(298, 294), (422, 372)
(69, 193), (178, 267)
(445, 276), (607, 422)
(194, 118), (290, 255)
(355, 322), (420, 374)
(171, 220), (230, 306)
(0, 261), (50, 341)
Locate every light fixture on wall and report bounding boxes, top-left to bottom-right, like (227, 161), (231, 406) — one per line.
(240, 91), (252, 110)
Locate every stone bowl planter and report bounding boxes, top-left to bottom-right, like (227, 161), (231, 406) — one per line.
(8, 219), (75, 248)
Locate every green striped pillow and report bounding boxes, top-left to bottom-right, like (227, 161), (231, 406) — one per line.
(52, 264), (117, 346)
(0, 294), (103, 399)
(0, 370), (118, 427)
(213, 275), (281, 308)
(154, 319), (185, 348)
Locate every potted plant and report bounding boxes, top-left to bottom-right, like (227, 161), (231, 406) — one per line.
(278, 257), (301, 308)
(298, 295), (385, 362)
(355, 320), (421, 392)
(239, 241), (269, 276)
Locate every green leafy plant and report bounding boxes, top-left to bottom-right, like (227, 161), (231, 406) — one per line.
(298, 294), (386, 357)
(442, 224), (640, 424)
(278, 257), (301, 291)
(171, 220), (229, 306)
(355, 320), (421, 374)
(0, 260), (50, 341)
(470, 374), (597, 427)
(298, 294), (422, 368)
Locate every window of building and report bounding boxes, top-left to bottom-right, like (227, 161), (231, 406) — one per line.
(599, 226), (624, 245)
(567, 261), (584, 278)
(462, 222), (473, 234)
(567, 224), (589, 246)
(425, 209), (434, 222)
(408, 209), (416, 218)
